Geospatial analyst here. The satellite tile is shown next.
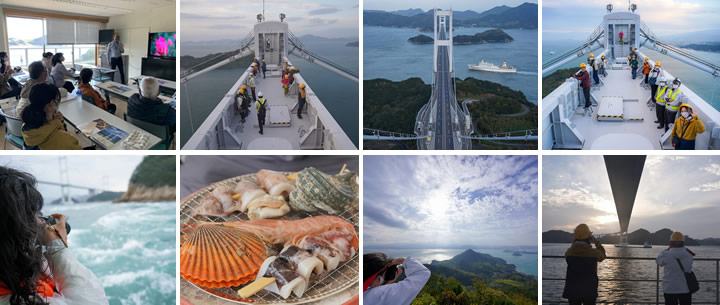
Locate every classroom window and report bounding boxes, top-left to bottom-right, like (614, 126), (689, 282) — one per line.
(6, 17), (44, 68)
(5, 16), (100, 68)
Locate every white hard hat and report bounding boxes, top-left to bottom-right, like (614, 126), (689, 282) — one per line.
(258, 91), (263, 97)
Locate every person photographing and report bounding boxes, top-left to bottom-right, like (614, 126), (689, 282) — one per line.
(0, 166), (108, 305)
(563, 223), (607, 305)
(363, 253), (430, 305)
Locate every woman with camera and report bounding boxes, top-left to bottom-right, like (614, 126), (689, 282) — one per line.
(0, 166), (108, 305)
(363, 253), (431, 305)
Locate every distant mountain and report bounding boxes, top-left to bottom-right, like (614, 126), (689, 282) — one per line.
(681, 42), (720, 53)
(345, 41), (359, 47)
(363, 3), (537, 30)
(87, 191), (124, 202)
(408, 34), (434, 44)
(699, 238), (720, 246)
(389, 8), (425, 16)
(424, 249), (537, 301)
(543, 228), (704, 246)
(8, 36), (44, 46)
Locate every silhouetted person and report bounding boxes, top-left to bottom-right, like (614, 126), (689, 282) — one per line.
(563, 223), (607, 305)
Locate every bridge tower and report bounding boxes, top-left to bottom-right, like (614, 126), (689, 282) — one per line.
(433, 8), (453, 73)
(58, 156), (71, 204)
(253, 13), (289, 66)
(603, 2), (641, 61)
(604, 155), (646, 244)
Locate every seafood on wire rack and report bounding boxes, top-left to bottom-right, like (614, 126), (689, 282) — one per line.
(289, 167), (358, 214)
(192, 168), (357, 219)
(180, 224), (268, 288)
(182, 216), (358, 300)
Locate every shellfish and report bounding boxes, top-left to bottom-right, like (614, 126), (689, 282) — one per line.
(180, 224), (268, 288)
(289, 167), (357, 214)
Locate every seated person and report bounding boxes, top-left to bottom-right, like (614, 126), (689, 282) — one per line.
(21, 83), (81, 150)
(0, 51), (21, 99)
(17, 61), (48, 116)
(78, 68), (116, 114)
(49, 53), (76, 93)
(128, 77), (175, 130)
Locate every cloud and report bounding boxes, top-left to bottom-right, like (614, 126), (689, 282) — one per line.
(689, 181), (720, 192)
(703, 163), (720, 175)
(308, 8), (342, 15)
(364, 155), (538, 248)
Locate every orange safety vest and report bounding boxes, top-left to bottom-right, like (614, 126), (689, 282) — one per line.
(0, 278), (56, 298)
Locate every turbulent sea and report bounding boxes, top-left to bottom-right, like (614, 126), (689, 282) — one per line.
(42, 201), (176, 305)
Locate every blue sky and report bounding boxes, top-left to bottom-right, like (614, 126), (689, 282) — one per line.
(543, 0), (720, 41)
(543, 155), (720, 239)
(0, 156), (144, 202)
(364, 155), (538, 248)
(180, 0), (358, 42)
(364, 0), (536, 12)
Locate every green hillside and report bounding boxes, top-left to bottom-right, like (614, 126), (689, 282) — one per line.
(129, 156), (176, 187)
(542, 67), (577, 98)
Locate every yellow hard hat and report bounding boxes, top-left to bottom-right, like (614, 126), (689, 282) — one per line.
(300, 83), (306, 88)
(589, 53), (594, 57)
(656, 62), (661, 66)
(292, 67), (297, 70)
(627, 56), (631, 59)
(574, 224), (592, 240)
(644, 57), (649, 60)
(580, 63), (586, 68)
(254, 57), (257, 60)
(633, 47), (637, 51)
(241, 85), (246, 89)
(679, 103), (692, 111)
(670, 232), (684, 242)
(238, 88), (244, 94)
(284, 75), (288, 79)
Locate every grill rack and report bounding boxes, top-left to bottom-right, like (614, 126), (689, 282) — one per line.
(180, 173), (359, 305)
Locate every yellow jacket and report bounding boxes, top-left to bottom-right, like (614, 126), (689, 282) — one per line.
(22, 119), (81, 150)
(672, 115), (705, 141)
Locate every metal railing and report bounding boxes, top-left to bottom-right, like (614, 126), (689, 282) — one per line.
(542, 255), (720, 305)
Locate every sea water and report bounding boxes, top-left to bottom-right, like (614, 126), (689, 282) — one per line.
(543, 39), (720, 110)
(179, 40), (359, 148)
(42, 201), (176, 305)
(363, 25), (539, 103)
(543, 243), (720, 304)
(363, 247), (538, 276)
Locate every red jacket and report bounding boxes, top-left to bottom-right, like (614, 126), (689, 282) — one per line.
(575, 70), (591, 88)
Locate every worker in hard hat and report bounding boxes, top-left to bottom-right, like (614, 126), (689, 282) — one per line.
(663, 78), (687, 132)
(588, 54), (599, 85)
(649, 62), (664, 111)
(256, 91), (267, 135)
(654, 78), (670, 129)
(248, 75), (256, 101)
(288, 66), (300, 85)
(599, 54), (608, 77)
(563, 224), (606, 305)
(572, 63), (592, 117)
(642, 57), (651, 84)
(298, 83), (307, 119)
(261, 59), (267, 79)
(252, 62), (258, 77)
(235, 85), (250, 123)
(630, 55), (639, 79)
(656, 232), (696, 304)
(281, 74), (290, 95)
(671, 103), (705, 150)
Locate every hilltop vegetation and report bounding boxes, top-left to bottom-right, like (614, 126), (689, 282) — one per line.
(409, 29), (514, 44)
(129, 155), (176, 188)
(363, 77), (537, 150)
(411, 249), (537, 305)
(180, 52), (253, 71)
(542, 67), (577, 98)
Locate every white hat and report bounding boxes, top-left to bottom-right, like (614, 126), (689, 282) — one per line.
(258, 91), (263, 97)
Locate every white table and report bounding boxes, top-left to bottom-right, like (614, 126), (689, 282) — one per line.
(96, 81), (176, 108)
(58, 95), (161, 150)
(130, 75), (176, 91)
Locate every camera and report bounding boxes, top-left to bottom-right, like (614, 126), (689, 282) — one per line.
(41, 215), (71, 235)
